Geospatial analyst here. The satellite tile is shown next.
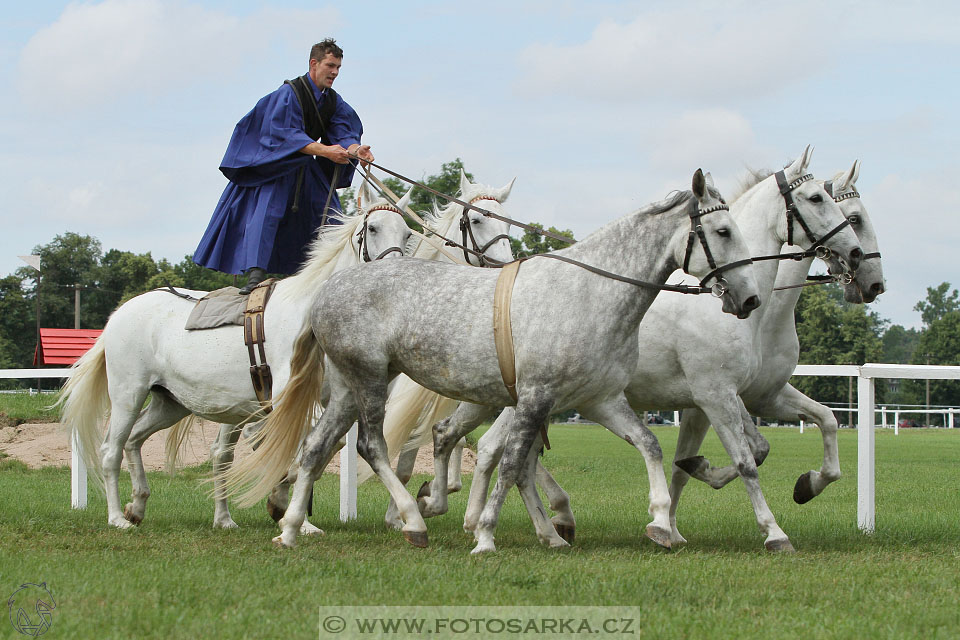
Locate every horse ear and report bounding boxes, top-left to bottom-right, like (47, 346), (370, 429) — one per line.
(692, 168), (706, 199)
(841, 159), (861, 190)
(459, 169), (472, 196)
(359, 179), (376, 209)
(785, 144), (813, 178)
(494, 177), (517, 203)
(703, 171), (716, 190)
(395, 187), (414, 212)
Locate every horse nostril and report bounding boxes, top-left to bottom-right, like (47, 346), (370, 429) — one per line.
(744, 295), (761, 311)
(871, 282), (884, 295)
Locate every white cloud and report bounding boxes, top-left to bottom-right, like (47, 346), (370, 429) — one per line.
(17, 0), (340, 110)
(514, 7), (834, 102)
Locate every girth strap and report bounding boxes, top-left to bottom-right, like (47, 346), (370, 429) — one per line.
(244, 279), (278, 412)
(492, 259), (550, 449)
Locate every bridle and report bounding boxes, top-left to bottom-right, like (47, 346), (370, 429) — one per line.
(457, 195), (512, 267)
(356, 206), (407, 263)
(682, 201), (752, 296)
(823, 180), (881, 262)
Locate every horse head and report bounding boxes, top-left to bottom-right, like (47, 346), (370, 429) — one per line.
(354, 180), (413, 262)
(450, 169), (516, 266)
(686, 168), (761, 319)
(823, 160), (885, 303)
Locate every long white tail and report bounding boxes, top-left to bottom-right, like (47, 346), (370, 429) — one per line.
(55, 338), (109, 489)
(356, 376), (460, 483)
(219, 320), (325, 507)
(164, 415), (199, 474)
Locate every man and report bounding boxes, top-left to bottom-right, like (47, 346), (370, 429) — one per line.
(194, 39), (374, 293)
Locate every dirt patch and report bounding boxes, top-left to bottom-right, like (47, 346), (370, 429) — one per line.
(0, 419), (475, 475)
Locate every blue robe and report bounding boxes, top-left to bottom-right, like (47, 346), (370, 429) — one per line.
(193, 74), (363, 275)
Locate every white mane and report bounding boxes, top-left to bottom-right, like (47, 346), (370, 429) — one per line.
(277, 212), (363, 301)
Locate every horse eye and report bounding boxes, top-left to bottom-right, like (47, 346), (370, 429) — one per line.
(716, 227), (730, 237)
(847, 214), (861, 225)
(809, 193), (823, 203)
(368, 225), (377, 233)
(471, 218), (481, 225)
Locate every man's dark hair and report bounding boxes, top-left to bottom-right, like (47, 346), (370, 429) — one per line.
(310, 38), (343, 62)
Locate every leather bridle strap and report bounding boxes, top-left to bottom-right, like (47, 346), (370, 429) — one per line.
(348, 156), (576, 245)
(356, 206), (407, 263)
(459, 196), (511, 267)
(823, 181), (881, 262)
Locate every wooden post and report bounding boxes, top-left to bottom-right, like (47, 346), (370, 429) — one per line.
(340, 423), (358, 521)
(857, 375), (875, 533)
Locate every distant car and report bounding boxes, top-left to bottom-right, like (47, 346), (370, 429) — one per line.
(898, 418), (920, 429)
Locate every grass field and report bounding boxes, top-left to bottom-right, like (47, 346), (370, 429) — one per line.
(1, 423), (958, 639)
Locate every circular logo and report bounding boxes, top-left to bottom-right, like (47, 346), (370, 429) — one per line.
(8, 583), (56, 637)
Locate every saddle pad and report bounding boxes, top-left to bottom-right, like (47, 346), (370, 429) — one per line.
(184, 287), (246, 330)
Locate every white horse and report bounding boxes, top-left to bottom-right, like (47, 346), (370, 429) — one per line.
(222, 169), (762, 553)
(261, 170), (517, 524)
(60, 180), (414, 530)
(460, 148), (867, 552)
(669, 159), (884, 524)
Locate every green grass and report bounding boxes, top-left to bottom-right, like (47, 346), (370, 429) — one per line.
(0, 390), (60, 425)
(1, 425), (958, 639)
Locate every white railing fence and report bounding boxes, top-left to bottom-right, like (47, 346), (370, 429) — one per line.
(4, 363), (960, 532)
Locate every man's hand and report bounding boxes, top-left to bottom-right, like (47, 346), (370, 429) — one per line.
(348, 144), (374, 167)
(299, 142), (351, 164)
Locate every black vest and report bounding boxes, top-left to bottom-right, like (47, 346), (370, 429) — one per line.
(284, 75), (338, 145)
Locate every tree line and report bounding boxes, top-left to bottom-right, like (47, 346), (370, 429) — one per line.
(2, 160), (957, 415)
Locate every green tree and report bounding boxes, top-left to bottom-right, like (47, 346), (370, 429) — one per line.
(914, 282), (959, 326)
(511, 223), (576, 257)
(0, 275), (35, 378)
(792, 284), (884, 406)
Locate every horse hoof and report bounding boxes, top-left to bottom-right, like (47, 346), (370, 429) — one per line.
(123, 504), (143, 526)
(765, 538), (796, 553)
(447, 484), (462, 494)
(553, 522), (576, 545)
(272, 535), (294, 549)
(675, 455), (707, 476)
(645, 524), (672, 550)
(417, 481), (432, 499)
(266, 499), (285, 523)
(404, 530), (429, 548)
(793, 472), (816, 504)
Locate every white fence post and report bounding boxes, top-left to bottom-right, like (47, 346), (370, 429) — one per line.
(857, 374), (875, 533)
(339, 423), (358, 521)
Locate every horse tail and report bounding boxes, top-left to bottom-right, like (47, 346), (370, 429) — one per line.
(55, 337), (108, 489)
(220, 319), (325, 507)
(164, 415), (199, 474)
(356, 377), (460, 483)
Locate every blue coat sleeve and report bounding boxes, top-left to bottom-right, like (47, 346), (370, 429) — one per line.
(219, 84), (315, 187)
(317, 93), (365, 189)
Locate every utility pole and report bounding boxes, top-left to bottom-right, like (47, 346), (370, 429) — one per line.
(74, 283), (81, 329)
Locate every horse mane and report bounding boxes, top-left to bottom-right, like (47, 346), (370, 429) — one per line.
(275, 211), (364, 301)
(410, 199), (461, 259)
(728, 168), (775, 202)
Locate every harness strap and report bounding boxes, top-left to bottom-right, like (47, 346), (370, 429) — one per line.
(775, 171), (816, 246)
(243, 279), (278, 411)
(492, 259), (550, 449)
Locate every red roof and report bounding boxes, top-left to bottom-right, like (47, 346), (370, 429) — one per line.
(34, 328), (103, 366)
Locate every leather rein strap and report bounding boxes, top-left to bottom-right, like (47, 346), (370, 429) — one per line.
(493, 259), (550, 449)
(244, 279), (278, 412)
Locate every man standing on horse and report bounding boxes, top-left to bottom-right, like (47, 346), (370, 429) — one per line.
(194, 39), (374, 294)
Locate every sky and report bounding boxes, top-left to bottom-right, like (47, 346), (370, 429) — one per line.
(1, 0), (957, 330)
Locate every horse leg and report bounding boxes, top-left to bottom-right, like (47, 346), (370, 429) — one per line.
(418, 403), (494, 518)
(447, 437), (465, 493)
(675, 401), (761, 490)
(384, 447), (418, 530)
(210, 422), (243, 529)
(536, 460), (576, 544)
(698, 397), (793, 552)
(581, 397), (672, 549)
(100, 385), (151, 529)
(463, 408), (510, 534)
(751, 384), (841, 504)
(668, 408), (711, 544)
(514, 435), (569, 549)
(122, 388), (190, 525)
(274, 378), (356, 549)
(473, 399), (551, 554)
